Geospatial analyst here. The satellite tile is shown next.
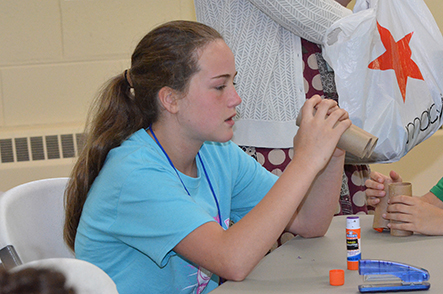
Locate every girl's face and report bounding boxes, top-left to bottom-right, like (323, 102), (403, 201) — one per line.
(176, 39), (241, 144)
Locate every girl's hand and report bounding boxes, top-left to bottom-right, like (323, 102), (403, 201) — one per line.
(292, 95), (351, 173)
(386, 195), (443, 235)
(365, 171), (402, 206)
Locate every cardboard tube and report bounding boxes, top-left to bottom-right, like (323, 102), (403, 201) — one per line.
(338, 125), (378, 158)
(372, 178), (392, 232)
(389, 182), (413, 237)
(295, 112), (378, 159)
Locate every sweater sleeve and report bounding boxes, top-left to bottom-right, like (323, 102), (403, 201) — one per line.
(246, 0), (352, 43)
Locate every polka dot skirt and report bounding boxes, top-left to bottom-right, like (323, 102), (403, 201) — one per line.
(244, 147), (370, 216)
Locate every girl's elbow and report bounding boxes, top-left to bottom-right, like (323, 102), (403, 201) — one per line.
(219, 258), (254, 282)
(296, 226), (328, 238)
(225, 272), (248, 282)
(299, 231), (326, 238)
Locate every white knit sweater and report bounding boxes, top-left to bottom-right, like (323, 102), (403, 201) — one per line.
(194, 0), (351, 148)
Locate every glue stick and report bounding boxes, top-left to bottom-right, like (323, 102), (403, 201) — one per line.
(346, 216), (361, 270)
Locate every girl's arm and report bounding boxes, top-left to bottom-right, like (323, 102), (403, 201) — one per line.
(285, 149), (344, 237)
(174, 96), (351, 281)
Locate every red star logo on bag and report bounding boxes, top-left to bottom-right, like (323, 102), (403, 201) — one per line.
(368, 21), (424, 103)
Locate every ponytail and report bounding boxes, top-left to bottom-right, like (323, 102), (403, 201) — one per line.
(64, 73), (150, 251)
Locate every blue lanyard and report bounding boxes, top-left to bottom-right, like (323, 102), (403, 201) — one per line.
(148, 126), (223, 227)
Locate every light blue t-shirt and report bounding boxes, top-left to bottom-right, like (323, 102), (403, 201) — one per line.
(75, 129), (277, 294)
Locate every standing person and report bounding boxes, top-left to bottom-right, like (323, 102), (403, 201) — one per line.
(194, 0), (370, 220)
(366, 171), (443, 235)
(64, 20), (351, 294)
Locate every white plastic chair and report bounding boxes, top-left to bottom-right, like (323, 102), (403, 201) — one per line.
(0, 178), (74, 266)
(11, 258), (119, 294)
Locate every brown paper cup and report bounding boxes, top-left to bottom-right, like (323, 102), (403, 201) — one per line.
(389, 182), (413, 237)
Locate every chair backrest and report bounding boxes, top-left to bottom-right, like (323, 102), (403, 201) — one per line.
(0, 178), (75, 264)
(11, 258), (119, 294)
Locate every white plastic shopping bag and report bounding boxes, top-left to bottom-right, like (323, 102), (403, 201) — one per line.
(323, 0), (443, 163)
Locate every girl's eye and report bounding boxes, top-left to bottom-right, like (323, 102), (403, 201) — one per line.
(215, 80), (237, 90)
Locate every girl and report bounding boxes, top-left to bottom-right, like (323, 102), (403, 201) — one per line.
(64, 20), (351, 293)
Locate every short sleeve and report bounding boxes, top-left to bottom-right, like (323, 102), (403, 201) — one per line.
(225, 143), (278, 223)
(108, 164), (216, 267)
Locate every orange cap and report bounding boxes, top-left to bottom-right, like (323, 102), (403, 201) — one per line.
(329, 269), (345, 286)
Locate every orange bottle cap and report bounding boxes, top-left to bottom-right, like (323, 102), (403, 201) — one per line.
(329, 269), (345, 286)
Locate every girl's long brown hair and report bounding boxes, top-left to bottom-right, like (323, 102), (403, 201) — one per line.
(64, 20), (223, 251)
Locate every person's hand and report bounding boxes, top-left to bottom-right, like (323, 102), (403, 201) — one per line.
(292, 95), (351, 173)
(324, 103), (349, 158)
(365, 171), (402, 207)
(385, 195), (443, 235)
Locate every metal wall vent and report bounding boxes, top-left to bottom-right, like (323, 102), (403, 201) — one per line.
(0, 133), (85, 164)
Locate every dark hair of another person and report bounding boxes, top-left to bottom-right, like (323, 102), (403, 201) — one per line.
(0, 267), (75, 294)
(63, 20), (223, 251)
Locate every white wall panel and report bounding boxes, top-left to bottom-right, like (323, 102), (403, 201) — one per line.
(0, 0), (63, 65)
(2, 60), (128, 126)
(0, 71), (4, 126)
(181, 0), (197, 20)
(60, 0), (182, 60)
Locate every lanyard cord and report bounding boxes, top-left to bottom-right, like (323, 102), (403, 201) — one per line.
(148, 126), (223, 227)
(198, 153), (222, 227)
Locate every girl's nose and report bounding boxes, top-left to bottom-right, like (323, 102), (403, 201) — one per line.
(230, 88), (242, 108)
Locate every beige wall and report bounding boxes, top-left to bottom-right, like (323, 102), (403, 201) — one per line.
(0, 0), (442, 193)
(0, 0), (196, 130)
(0, 0), (197, 191)
(1, 0), (441, 130)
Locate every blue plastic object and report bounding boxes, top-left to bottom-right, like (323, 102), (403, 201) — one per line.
(358, 259), (430, 293)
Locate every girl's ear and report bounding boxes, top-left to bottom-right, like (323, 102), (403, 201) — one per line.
(158, 86), (179, 114)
